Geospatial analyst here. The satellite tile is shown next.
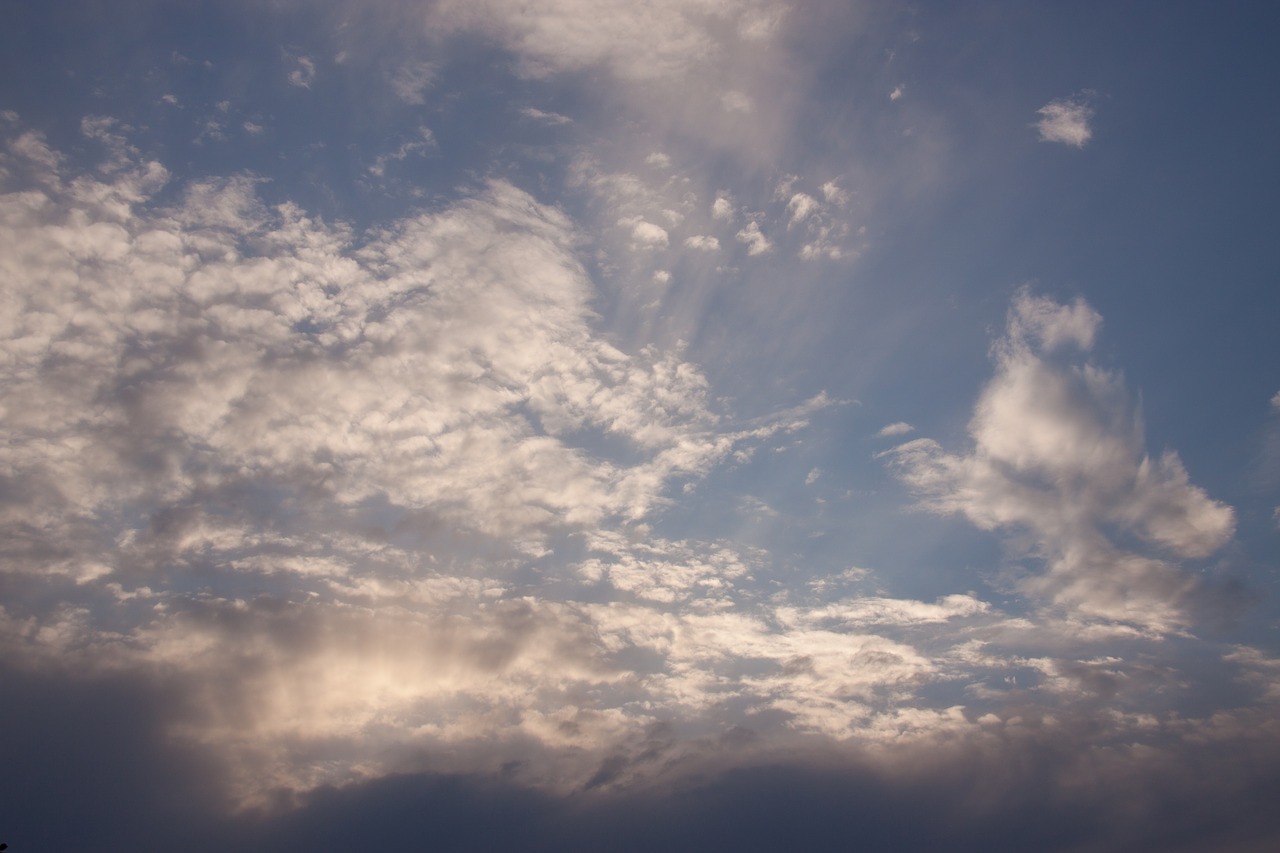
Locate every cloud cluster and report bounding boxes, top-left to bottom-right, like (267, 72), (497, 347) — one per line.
(0, 120), (1268, 842)
(886, 290), (1234, 630)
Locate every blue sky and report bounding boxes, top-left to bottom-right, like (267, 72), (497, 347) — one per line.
(2, 2), (1279, 849)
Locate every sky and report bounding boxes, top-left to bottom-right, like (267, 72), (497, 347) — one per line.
(2, 1), (1279, 850)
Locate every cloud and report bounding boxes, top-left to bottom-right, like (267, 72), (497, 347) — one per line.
(787, 192), (820, 227)
(1036, 93), (1094, 147)
(520, 106), (573, 125)
(621, 217), (670, 248)
(288, 56), (316, 89)
(712, 194), (735, 220)
(821, 180), (848, 207)
(428, 0), (777, 82)
(684, 235), (720, 251)
(885, 289), (1234, 631)
(736, 221), (772, 255)
(877, 422), (914, 437)
(889, 84), (904, 101)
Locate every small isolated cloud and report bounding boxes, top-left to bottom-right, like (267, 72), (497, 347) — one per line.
(620, 217), (669, 248)
(160, 94), (179, 106)
(684, 235), (720, 251)
(805, 467), (822, 485)
(711, 194), (734, 220)
(242, 121), (264, 135)
(1036, 92), (1094, 147)
(877, 422), (914, 438)
(889, 84), (904, 101)
(1271, 390), (1280, 411)
(288, 56), (316, 89)
(520, 106), (572, 125)
(736, 221), (771, 255)
(644, 152), (671, 168)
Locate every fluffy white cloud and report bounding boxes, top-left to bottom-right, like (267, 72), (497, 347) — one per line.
(877, 422), (914, 438)
(821, 180), (848, 207)
(1036, 93), (1094, 147)
(736, 221), (772, 255)
(885, 290), (1233, 630)
(787, 192), (820, 226)
(684, 235), (720, 251)
(622, 217), (671, 248)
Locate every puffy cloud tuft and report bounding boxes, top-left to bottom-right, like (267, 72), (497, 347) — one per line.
(1035, 93), (1094, 147)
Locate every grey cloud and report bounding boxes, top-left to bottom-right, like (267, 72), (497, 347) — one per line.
(5, 657), (1280, 852)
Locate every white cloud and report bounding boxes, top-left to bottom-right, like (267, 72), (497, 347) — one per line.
(288, 56), (316, 89)
(711, 194), (734, 220)
(886, 290), (1234, 631)
(368, 126), (436, 176)
(889, 84), (904, 101)
(428, 0), (777, 82)
(736, 221), (772, 255)
(877, 422), (914, 438)
(519, 106), (573, 125)
(644, 152), (672, 168)
(1271, 390), (1280, 410)
(821, 180), (849, 207)
(684, 235), (720, 251)
(1036, 93), (1094, 147)
(621, 217), (670, 248)
(805, 467), (822, 485)
(780, 594), (990, 629)
(787, 192), (820, 227)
